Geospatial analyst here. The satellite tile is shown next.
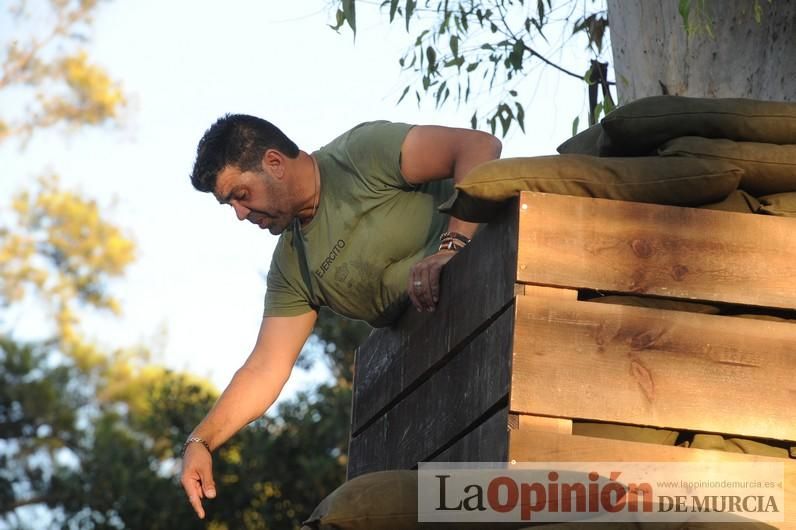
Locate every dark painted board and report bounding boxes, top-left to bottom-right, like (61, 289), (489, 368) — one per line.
(517, 191), (796, 309)
(352, 200), (519, 434)
(431, 406), (510, 463)
(348, 305), (514, 478)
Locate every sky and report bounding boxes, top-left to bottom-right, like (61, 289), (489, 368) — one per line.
(1, 0), (605, 399)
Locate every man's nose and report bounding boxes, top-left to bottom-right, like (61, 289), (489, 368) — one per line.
(230, 201), (250, 221)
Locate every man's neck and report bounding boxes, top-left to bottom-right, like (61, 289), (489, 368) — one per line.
(293, 151), (321, 224)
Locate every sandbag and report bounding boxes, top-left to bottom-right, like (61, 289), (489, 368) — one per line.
(758, 191), (796, 217)
(689, 434), (790, 459)
(587, 295), (722, 315)
(698, 189), (762, 214)
(302, 469), (778, 530)
(556, 123), (609, 156)
(600, 96), (796, 155)
(659, 137), (796, 196)
(302, 470), (535, 530)
(439, 155), (742, 222)
(573, 422), (679, 446)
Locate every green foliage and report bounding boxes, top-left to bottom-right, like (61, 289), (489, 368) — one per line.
(48, 377), (215, 530)
(305, 307), (371, 383)
(207, 383), (353, 529)
(0, 3), (368, 525)
(330, 0), (614, 137)
(0, 178), (360, 528)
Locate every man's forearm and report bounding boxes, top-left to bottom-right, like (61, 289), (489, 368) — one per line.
(189, 361), (290, 450)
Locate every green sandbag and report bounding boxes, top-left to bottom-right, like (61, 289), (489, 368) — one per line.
(439, 155), (742, 223)
(758, 191), (796, 217)
(302, 470), (537, 530)
(600, 96), (796, 156)
(588, 295), (722, 315)
(556, 123), (610, 156)
(698, 189), (762, 214)
(689, 434), (790, 459)
(659, 137), (796, 196)
(573, 422), (679, 446)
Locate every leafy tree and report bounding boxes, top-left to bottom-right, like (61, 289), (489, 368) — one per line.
(0, 177), (207, 528)
(0, 1), (372, 526)
(330, 0), (614, 135)
(0, 167), (363, 530)
(0, 0), (126, 144)
(329, 0), (793, 134)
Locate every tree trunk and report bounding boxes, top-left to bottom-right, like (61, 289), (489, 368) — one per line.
(607, 0), (796, 102)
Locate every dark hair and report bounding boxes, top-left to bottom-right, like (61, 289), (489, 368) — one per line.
(190, 114), (300, 193)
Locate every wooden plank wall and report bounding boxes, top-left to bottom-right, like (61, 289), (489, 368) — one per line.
(509, 192), (796, 528)
(511, 192), (796, 445)
(511, 294), (796, 441)
(347, 200), (519, 478)
(516, 192), (796, 309)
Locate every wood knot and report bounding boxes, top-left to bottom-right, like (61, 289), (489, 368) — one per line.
(630, 358), (655, 403)
(631, 239), (653, 258)
(671, 264), (689, 281)
(631, 332), (657, 350)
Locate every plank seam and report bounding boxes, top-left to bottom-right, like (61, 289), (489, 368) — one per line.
(351, 297), (516, 437)
(414, 394), (509, 467)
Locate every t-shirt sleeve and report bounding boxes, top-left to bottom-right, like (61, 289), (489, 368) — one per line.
(263, 254), (316, 318)
(342, 121), (415, 190)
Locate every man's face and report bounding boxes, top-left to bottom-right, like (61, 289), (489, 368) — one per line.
(214, 164), (292, 235)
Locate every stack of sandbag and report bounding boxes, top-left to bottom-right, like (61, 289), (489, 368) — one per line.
(440, 96), (796, 222)
(559, 96), (796, 217)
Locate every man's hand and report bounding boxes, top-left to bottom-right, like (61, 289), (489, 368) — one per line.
(408, 250), (456, 312)
(180, 442), (216, 519)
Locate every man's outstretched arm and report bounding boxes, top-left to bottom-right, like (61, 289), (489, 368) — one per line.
(400, 125), (502, 311)
(180, 310), (317, 519)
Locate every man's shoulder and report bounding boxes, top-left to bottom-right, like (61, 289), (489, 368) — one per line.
(320, 121), (414, 153)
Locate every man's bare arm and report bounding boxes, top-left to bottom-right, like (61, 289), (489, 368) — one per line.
(400, 125), (502, 311)
(180, 311), (317, 519)
(400, 125), (502, 188)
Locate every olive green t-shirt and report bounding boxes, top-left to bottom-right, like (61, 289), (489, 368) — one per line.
(263, 121), (453, 327)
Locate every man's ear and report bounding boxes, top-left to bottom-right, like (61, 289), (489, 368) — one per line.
(261, 149), (286, 179)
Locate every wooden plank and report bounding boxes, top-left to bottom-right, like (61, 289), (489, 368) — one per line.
(348, 305), (514, 478)
(509, 431), (796, 529)
(351, 201), (519, 434)
(517, 414), (574, 435)
(516, 284), (579, 300)
(510, 295), (796, 442)
(516, 191), (796, 310)
(431, 406), (509, 463)
(509, 429), (796, 464)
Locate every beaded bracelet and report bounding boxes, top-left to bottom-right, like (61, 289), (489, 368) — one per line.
(438, 231), (471, 252)
(439, 231), (471, 246)
(438, 238), (468, 252)
(182, 436), (211, 456)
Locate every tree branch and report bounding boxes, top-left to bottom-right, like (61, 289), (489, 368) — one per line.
(521, 43), (614, 84)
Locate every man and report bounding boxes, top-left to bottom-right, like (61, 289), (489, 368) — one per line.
(180, 115), (501, 519)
